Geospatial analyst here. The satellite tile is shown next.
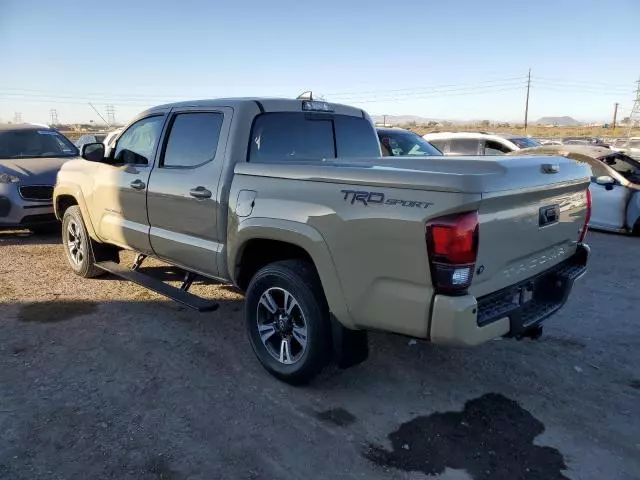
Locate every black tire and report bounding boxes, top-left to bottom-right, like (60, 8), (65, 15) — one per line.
(632, 219), (640, 236)
(245, 260), (331, 385)
(61, 206), (104, 278)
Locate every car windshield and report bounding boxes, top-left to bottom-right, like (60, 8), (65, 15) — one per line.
(378, 130), (442, 156)
(602, 154), (640, 183)
(509, 137), (541, 149)
(0, 129), (78, 159)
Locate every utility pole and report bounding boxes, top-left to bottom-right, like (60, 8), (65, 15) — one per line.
(49, 109), (59, 126)
(383, 115), (387, 126)
(105, 105), (116, 127)
(611, 103), (619, 135)
(13, 112), (22, 124)
(524, 68), (531, 135)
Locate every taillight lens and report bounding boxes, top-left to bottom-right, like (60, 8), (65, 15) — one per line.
(579, 188), (591, 243)
(426, 211), (479, 294)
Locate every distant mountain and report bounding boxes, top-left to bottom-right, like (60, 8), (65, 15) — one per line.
(535, 116), (581, 126)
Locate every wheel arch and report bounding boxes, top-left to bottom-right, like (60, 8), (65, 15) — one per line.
(229, 218), (356, 329)
(54, 185), (99, 241)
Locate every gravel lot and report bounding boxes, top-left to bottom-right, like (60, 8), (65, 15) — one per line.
(0, 230), (638, 480)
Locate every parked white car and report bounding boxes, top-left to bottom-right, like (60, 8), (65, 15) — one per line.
(423, 131), (540, 155)
(513, 145), (640, 235)
(610, 137), (640, 160)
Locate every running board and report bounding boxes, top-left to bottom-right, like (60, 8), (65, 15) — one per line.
(95, 261), (219, 312)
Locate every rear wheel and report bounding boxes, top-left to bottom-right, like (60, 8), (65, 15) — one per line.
(245, 260), (331, 385)
(62, 206), (104, 278)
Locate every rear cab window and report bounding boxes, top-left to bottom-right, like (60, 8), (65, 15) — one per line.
(248, 112), (379, 162)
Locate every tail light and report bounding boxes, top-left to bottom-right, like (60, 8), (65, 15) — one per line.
(426, 211), (479, 294)
(579, 189), (591, 243)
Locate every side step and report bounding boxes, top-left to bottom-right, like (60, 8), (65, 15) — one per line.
(95, 261), (219, 312)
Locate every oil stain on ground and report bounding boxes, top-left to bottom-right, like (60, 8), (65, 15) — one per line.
(314, 407), (357, 427)
(364, 393), (568, 480)
(19, 301), (98, 323)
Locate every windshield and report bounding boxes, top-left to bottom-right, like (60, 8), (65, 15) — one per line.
(510, 137), (541, 149)
(378, 130), (442, 156)
(0, 130), (78, 159)
(602, 154), (640, 183)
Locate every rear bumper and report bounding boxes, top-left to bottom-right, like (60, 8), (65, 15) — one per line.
(429, 243), (589, 346)
(0, 185), (56, 230)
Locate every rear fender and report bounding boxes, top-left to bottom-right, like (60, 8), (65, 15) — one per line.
(229, 217), (356, 329)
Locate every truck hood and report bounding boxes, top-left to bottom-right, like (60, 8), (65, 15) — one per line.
(0, 157), (75, 185)
(235, 155), (591, 193)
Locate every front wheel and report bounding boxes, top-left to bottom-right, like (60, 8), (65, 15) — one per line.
(245, 260), (331, 385)
(61, 206), (104, 278)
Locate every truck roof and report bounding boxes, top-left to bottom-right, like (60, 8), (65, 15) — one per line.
(142, 97), (367, 119)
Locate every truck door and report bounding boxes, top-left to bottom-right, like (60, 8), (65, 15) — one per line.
(146, 107), (232, 278)
(91, 114), (166, 253)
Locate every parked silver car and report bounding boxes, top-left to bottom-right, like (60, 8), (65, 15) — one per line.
(74, 133), (106, 151)
(0, 124), (79, 232)
(513, 145), (640, 235)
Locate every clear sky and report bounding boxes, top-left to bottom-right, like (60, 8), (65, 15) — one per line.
(1, 0), (638, 125)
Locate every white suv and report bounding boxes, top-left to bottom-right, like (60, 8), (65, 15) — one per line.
(423, 132), (540, 155)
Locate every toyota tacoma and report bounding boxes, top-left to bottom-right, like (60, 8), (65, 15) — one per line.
(53, 97), (591, 383)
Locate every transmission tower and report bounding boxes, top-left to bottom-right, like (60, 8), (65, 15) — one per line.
(105, 105), (116, 127)
(13, 112), (22, 123)
(49, 109), (59, 126)
(625, 78), (640, 138)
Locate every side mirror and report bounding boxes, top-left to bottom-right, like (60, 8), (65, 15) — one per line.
(595, 175), (615, 186)
(81, 142), (105, 162)
(594, 175), (615, 190)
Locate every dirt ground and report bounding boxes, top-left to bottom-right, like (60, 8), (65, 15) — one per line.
(0, 230), (638, 480)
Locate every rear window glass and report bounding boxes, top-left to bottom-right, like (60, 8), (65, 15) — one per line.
(334, 116), (380, 157)
(162, 112), (223, 168)
(248, 112), (379, 162)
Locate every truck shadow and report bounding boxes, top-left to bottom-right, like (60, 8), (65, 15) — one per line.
(0, 230), (61, 247)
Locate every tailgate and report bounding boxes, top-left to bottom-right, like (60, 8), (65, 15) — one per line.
(470, 159), (590, 298)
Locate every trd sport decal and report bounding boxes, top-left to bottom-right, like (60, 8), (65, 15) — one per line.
(341, 190), (432, 208)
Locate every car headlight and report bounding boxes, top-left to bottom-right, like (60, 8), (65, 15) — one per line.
(0, 173), (20, 184)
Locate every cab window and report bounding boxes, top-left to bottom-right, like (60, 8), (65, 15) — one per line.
(449, 139), (480, 155)
(114, 116), (164, 165)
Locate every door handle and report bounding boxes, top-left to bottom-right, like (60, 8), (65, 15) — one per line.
(130, 179), (146, 190)
(189, 186), (212, 199)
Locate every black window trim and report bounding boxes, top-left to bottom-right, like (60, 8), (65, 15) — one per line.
(112, 113), (166, 168)
(158, 110), (225, 170)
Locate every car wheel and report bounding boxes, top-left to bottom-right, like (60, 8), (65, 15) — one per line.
(245, 260), (331, 385)
(62, 206), (104, 278)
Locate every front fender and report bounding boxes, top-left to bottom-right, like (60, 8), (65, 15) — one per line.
(627, 190), (640, 231)
(228, 217), (356, 329)
(53, 183), (99, 242)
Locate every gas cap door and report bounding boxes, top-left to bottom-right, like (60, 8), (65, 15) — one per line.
(236, 190), (257, 217)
